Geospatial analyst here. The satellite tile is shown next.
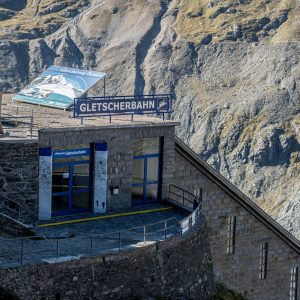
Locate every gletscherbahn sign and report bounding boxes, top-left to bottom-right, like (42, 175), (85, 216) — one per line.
(73, 94), (172, 118)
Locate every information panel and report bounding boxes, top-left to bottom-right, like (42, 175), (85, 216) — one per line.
(14, 66), (105, 109)
(73, 95), (172, 117)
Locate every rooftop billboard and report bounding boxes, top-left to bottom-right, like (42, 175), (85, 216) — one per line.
(14, 66), (105, 109)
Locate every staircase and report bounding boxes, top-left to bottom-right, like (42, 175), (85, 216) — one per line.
(0, 195), (34, 237)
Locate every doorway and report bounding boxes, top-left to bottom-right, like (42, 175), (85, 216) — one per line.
(132, 138), (162, 206)
(52, 148), (92, 216)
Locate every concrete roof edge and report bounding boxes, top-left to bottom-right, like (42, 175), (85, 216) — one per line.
(39, 121), (180, 133)
(175, 136), (300, 254)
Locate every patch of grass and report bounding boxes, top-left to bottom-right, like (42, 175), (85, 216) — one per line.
(0, 0), (91, 39)
(175, 0), (297, 44)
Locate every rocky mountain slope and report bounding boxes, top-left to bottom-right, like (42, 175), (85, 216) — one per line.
(0, 0), (299, 239)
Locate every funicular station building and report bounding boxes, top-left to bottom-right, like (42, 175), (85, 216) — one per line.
(0, 90), (300, 300)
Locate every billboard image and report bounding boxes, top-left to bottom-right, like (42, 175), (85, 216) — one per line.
(14, 66), (105, 109)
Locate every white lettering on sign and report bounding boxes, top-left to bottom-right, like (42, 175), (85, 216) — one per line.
(77, 99), (162, 115)
(80, 104), (86, 112)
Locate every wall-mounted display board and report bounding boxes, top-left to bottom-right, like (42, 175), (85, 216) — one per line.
(14, 66), (105, 109)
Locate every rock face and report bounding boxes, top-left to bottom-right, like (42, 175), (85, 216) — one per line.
(0, 0), (300, 239)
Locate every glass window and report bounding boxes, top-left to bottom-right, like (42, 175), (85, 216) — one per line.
(290, 267), (298, 300)
(132, 159), (144, 185)
(132, 186), (144, 201)
(133, 138), (159, 156)
(52, 165), (70, 193)
(147, 157), (159, 182)
(72, 192), (90, 210)
(73, 164), (90, 190)
(259, 242), (268, 280)
(52, 195), (69, 213)
(227, 216), (236, 255)
(146, 184), (158, 201)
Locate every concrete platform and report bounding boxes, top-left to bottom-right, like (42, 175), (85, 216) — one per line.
(0, 204), (188, 269)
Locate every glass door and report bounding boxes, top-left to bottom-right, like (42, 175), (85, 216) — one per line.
(52, 160), (91, 216)
(132, 154), (160, 205)
(52, 164), (70, 213)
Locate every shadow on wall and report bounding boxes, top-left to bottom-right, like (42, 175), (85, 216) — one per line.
(212, 283), (246, 300)
(0, 0), (27, 11)
(0, 286), (18, 300)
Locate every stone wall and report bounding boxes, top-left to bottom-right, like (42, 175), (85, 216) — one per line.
(174, 145), (300, 300)
(39, 124), (175, 211)
(0, 139), (38, 224)
(0, 219), (215, 300)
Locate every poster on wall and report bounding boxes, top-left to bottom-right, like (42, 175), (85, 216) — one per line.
(94, 143), (108, 213)
(14, 66), (105, 109)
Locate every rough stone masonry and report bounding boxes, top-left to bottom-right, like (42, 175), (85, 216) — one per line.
(0, 219), (215, 300)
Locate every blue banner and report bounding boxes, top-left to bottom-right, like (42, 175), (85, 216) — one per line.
(53, 148), (90, 159)
(73, 95), (172, 117)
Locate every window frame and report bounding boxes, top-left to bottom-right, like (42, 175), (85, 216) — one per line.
(290, 267), (298, 300)
(259, 242), (268, 280)
(227, 216), (236, 255)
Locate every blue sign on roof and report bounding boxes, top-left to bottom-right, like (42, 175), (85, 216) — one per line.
(73, 95), (173, 118)
(14, 66), (105, 109)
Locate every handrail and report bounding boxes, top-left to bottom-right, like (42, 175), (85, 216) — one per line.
(0, 194), (32, 223)
(169, 184), (202, 208)
(0, 206), (201, 267)
(0, 107), (34, 138)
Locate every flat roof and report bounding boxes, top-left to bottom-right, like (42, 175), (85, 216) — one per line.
(0, 94), (178, 140)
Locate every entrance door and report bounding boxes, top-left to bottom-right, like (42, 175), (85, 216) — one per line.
(52, 160), (91, 216)
(132, 137), (162, 206)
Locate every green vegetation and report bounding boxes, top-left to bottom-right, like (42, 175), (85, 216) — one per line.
(175, 0), (299, 44)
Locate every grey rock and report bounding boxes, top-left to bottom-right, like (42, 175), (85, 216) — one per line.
(0, 0), (299, 240)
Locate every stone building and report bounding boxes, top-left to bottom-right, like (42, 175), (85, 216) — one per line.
(0, 94), (299, 299)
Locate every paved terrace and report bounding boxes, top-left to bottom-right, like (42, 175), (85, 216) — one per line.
(0, 94), (177, 140)
(0, 205), (191, 269)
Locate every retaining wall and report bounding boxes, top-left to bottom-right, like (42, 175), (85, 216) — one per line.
(0, 219), (215, 300)
(0, 139), (38, 224)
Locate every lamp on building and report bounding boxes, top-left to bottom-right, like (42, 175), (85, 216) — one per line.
(110, 185), (119, 195)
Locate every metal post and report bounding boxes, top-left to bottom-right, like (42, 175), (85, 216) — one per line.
(119, 232), (121, 251)
(0, 89), (3, 134)
(80, 117), (83, 125)
(131, 114), (134, 122)
(109, 115), (112, 124)
(16, 106), (18, 126)
(164, 220), (167, 240)
(30, 109), (33, 138)
(20, 238), (24, 265)
(56, 240), (59, 258)
(103, 76), (106, 97)
(143, 227), (146, 243)
(90, 236), (93, 253)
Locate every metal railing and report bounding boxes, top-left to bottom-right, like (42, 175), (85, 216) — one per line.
(169, 184), (202, 210)
(0, 207), (201, 268)
(0, 104), (35, 138)
(0, 194), (32, 224)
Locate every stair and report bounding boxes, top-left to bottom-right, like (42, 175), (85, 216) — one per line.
(0, 195), (35, 237)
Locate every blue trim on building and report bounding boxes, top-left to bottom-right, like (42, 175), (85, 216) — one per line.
(39, 147), (52, 157)
(95, 143), (108, 151)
